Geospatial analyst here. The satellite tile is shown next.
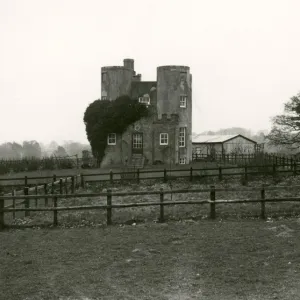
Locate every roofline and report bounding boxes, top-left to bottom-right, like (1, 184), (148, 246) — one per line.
(192, 134), (257, 144)
(192, 142), (223, 144)
(225, 134), (257, 144)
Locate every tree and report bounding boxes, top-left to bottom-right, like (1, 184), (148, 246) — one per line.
(22, 140), (42, 158)
(53, 146), (68, 157)
(0, 143), (16, 159)
(11, 142), (23, 159)
(83, 95), (149, 165)
(62, 141), (91, 156)
(267, 93), (300, 150)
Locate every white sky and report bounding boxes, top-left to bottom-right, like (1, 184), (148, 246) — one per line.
(1, 0), (300, 144)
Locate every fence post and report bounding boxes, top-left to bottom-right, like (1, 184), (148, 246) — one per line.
(51, 182), (54, 194)
(109, 170), (114, 184)
(0, 194), (4, 231)
(75, 175), (78, 189)
(137, 169), (140, 184)
(163, 168), (167, 183)
(35, 184), (38, 208)
(159, 188), (164, 222)
(190, 167), (193, 182)
(59, 178), (63, 195)
(210, 185), (216, 219)
(53, 196), (58, 227)
(218, 167), (223, 181)
(64, 178), (68, 194)
(260, 186), (266, 220)
(44, 183), (48, 207)
(272, 164), (276, 179)
(245, 166), (248, 183)
(12, 190), (15, 219)
(293, 162), (297, 176)
(80, 174), (85, 189)
(53, 174), (57, 183)
(107, 189), (112, 225)
(24, 176), (28, 187)
(71, 176), (75, 193)
(24, 187), (30, 217)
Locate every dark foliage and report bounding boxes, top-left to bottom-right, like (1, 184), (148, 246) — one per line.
(83, 95), (149, 165)
(267, 93), (300, 149)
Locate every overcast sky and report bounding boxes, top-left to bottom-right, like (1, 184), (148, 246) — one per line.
(1, 0), (300, 144)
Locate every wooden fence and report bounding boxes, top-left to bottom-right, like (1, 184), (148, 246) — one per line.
(0, 162), (299, 190)
(1, 152), (299, 176)
(192, 152), (300, 165)
(81, 162), (298, 185)
(1, 184), (300, 230)
(0, 174), (81, 222)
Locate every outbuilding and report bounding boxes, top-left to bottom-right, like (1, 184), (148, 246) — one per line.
(192, 134), (257, 159)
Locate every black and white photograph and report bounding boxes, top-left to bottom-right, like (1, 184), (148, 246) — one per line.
(1, 0), (300, 299)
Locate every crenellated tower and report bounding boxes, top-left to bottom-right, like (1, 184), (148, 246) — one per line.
(101, 59), (136, 101)
(156, 65), (192, 163)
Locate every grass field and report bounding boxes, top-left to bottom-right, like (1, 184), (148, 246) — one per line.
(0, 161), (230, 183)
(4, 175), (300, 228)
(1, 219), (300, 300)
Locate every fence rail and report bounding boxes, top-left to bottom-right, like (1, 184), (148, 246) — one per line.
(1, 161), (300, 229)
(0, 152), (299, 176)
(0, 162), (299, 189)
(1, 183), (300, 229)
(192, 152), (300, 165)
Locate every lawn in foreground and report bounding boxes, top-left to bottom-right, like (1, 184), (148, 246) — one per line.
(1, 219), (300, 300)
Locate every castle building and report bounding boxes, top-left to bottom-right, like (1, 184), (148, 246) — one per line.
(100, 58), (192, 167)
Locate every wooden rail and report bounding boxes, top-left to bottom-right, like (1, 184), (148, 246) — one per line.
(0, 162), (297, 190)
(1, 184), (300, 229)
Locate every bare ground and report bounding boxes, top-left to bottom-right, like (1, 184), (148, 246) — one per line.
(1, 219), (300, 300)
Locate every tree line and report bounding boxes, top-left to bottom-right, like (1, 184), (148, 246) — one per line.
(0, 140), (90, 160)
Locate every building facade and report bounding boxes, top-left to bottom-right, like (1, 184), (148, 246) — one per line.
(100, 58), (192, 167)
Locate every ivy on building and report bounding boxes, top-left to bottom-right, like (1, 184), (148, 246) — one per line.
(83, 95), (149, 165)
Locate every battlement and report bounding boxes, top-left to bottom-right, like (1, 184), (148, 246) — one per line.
(101, 66), (133, 71)
(157, 65), (190, 72)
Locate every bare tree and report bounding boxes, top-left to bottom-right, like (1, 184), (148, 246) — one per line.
(267, 93), (300, 150)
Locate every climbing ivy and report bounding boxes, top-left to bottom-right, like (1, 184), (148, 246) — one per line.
(83, 95), (149, 165)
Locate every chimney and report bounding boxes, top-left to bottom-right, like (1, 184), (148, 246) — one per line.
(123, 58), (134, 71)
(133, 74), (142, 82)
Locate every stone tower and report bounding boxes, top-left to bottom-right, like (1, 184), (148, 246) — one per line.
(101, 59), (136, 101)
(156, 65), (192, 163)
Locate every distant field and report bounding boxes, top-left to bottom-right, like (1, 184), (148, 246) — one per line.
(1, 220), (300, 300)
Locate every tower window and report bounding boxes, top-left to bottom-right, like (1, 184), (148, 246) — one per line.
(180, 95), (187, 108)
(107, 133), (116, 145)
(160, 133), (169, 145)
(101, 96), (107, 100)
(139, 94), (150, 105)
(102, 72), (107, 82)
(179, 127), (186, 147)
(179, 157), (186, 164)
